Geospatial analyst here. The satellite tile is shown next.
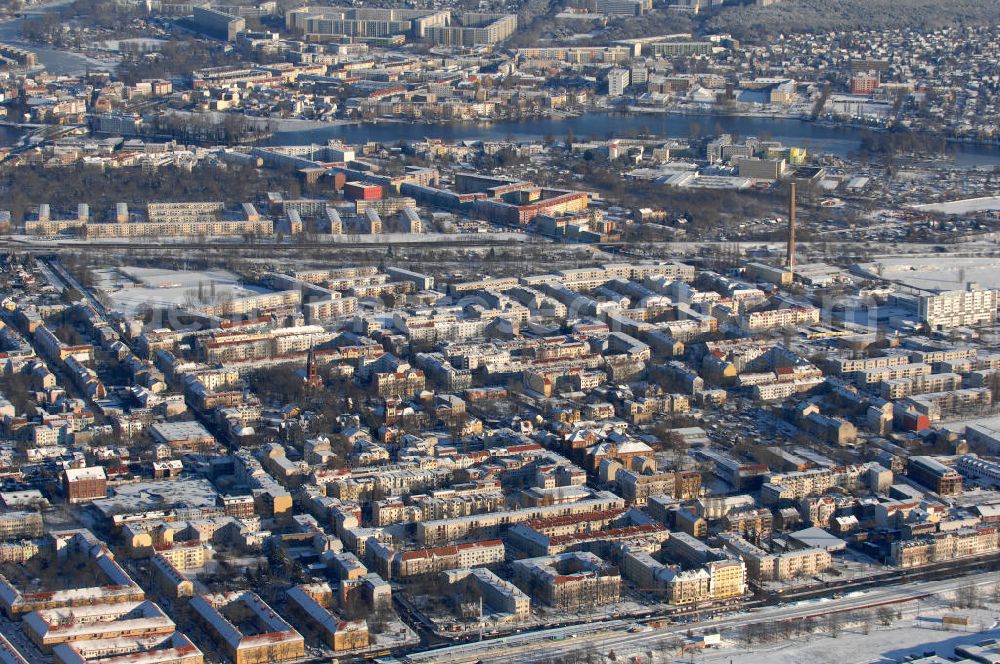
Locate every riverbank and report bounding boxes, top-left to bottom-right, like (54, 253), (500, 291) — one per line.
(0, 14), (119, 75)
(263, 111), (1000, 167)
(625, 104), (806, 121)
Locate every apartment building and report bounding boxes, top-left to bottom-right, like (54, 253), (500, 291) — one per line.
(621, 547), (708, 604)
(956, 454), (1000, 485)
(23, 204), (88, 236)
(517, 46), (632, 65)
(423, 13), (517, 46)
(596, 0), (649, 15)
(880, 372), (962, 399)
(856, 363), (932, 388)
(760, 468), (835, 504)
(156, 542), (209, 570)
(370, 539), (505, 579)
(918, 287), (998, 330)
(34, 324), (93, 363)
(720, 507), (774, 537)
(191, 592), (304, 664)
(286, 585), (369, 652)
(891, 527), (999, 568)
(63, 467), (108, 504)
(0, 511), (43, 540)
(413, 491), (507, 521)
(618, 546), (746, 605)
(152, 554), (195, 599)
(827, 353), (911, 375)
(740, 307), (820, 332)
(615, 469), (701, 504)
(908, 456), (963, 495)
(77, 202), (271, 238)
(473, 189), (590, 226)
(0, 541), (40, 564)
(327, 466), (452, 502)
(286, 6), (449, 42)
(608, 68), (630, 97)
(374, 367), (426, 398)
(192, 5), (245, 40)
(444, 568), (530, 621)
(721, 535), (832, 582)
(902, 388), (992, 422)
(512, 552), (621, 609)
(199, 326), (334, 365)
(22, 601), (175, 651)
(647, 41), (713, 57)
(415, 491), (625, 545)
(51, 632), (203, 664)
(189, 290), (303, 318)
(706, 558), (748, 600)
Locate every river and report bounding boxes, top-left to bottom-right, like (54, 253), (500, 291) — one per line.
(0, 2), (115, 76)
(266, 112), (1000, 167)
(0, 126), (25, 147)
(1, 2), (998, 166)
(4, 107), (998, 169)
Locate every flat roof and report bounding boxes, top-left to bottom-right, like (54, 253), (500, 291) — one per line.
(150, 421), (214, 443)
(787, 526), (847, 553)
(91, 478), (220, 517)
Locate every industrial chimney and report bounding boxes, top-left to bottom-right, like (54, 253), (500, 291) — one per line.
(786, 182), (796, 274)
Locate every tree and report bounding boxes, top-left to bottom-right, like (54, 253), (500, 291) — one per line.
(876, 606), (895, 627)
(955, 583), (979, 609)
(826, 612), (843, 638)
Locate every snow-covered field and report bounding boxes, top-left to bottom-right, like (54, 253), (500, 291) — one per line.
(912, 196), (1000, 215)
(856, 256), (1000, 291)
(100, 267), (270, 314)
(698, 601), (1000, 664)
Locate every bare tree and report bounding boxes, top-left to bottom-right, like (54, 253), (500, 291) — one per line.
(955, 583), (980, 609)
(826, 612), (844, 638)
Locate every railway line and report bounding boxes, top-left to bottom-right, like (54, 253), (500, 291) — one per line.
(6, 236), (1000, 265)
(399, 569), (1000, 664)
(387, 552), (1000, 663)
(0, 236), (549, 253)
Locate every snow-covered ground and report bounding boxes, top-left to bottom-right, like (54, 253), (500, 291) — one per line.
(702, 618), (1000, 663)
(856, 255), (1000, 291)
(912, 196), (1000, 215)
(666, 596), (1000, 664)
(99, 266), (270, 314)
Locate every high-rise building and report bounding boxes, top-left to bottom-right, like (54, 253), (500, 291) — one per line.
(918, 286), (998, 330)
(63, 467), (107, 504)
(850, 72), (880, 95)
(607, 68), (630, 97)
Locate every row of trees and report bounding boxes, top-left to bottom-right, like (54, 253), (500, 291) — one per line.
(738, 605), (901, 647)
(117, 40), (241, 86)
(0, 163), (303, 224)
(546, 159), (785, 236)
(705, 0), (1000, 43)
(21, 0), (146, 45)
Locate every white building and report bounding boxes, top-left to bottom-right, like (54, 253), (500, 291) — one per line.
(608, 68), (630, 97)
(918, 286), (997, 330)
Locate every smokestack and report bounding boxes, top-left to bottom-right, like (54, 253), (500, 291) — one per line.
(787, 182), (796, 273)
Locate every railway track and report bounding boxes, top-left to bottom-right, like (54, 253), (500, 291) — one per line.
(0, 237), (550, 253)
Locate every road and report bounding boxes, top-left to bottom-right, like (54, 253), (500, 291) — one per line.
(400, 571), (999, 664)
(5, 237), (1000, 263)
